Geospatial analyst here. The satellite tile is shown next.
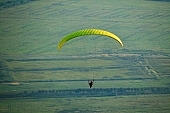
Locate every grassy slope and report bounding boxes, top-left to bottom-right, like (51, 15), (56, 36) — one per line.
(0, 0), (170, 112)
(0, 0), (169, 55)
(0, 95), (170, 113)
(0, 0), (169, 81)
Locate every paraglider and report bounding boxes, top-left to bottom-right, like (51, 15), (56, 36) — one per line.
(57, 29), (123, 88)
(88, 79), (94, 88)
(58, 29), (123, 50)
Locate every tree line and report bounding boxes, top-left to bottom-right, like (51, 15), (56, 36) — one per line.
(1, 87), (170, 99)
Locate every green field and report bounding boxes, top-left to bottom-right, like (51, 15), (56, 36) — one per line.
(1, 95), (170, 113)
(0, 0), (170, 112)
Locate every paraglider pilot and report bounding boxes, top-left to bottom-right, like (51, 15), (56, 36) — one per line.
(88, 79), (94, 88)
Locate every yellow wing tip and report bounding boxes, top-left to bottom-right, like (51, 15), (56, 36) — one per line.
(58, 45), (61, 50)
(119, 41), (123, 47)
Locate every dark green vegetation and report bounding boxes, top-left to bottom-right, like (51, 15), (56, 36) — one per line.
(0, 0), (170, 112)
(1, 87), (170, 99)
(0, 0), (36, 9)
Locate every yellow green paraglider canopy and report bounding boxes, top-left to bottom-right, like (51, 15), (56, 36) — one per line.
(58, 29), (123, 50)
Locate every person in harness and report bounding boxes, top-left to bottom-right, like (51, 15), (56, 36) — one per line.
(88, 79), (94, 88)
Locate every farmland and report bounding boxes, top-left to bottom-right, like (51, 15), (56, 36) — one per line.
(0, 0), (170, 112)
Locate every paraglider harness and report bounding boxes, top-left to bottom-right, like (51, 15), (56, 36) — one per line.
(88, 79), (94, 88)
